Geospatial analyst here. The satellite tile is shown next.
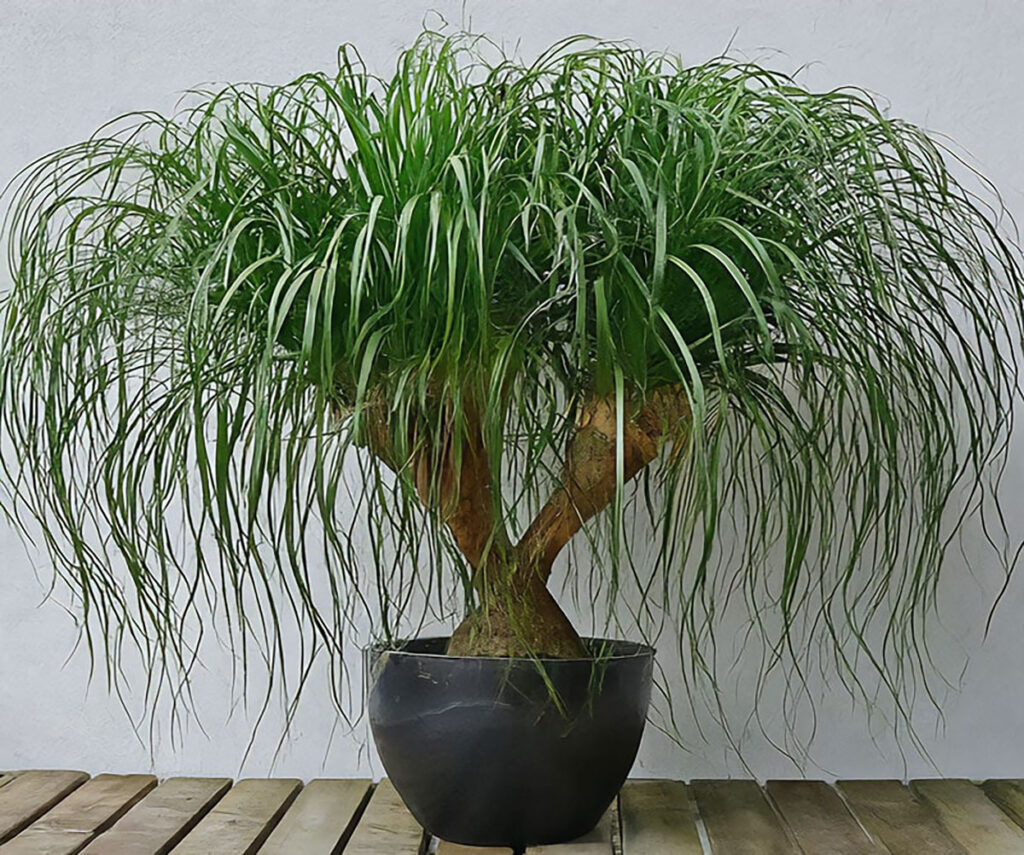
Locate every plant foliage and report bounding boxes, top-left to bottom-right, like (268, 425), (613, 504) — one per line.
(1, 31), (1021, 739)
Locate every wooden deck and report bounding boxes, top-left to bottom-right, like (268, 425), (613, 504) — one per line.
(3, 772), (1024, 853)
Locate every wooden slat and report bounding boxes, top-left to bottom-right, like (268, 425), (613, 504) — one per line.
(171, 778), (301, 855)
(259, 778), (371, 855)
(78, 777), (230, 855)
(436, 842), (514, 855)
(0, 774), (155, 855)
(766, 781), (884, 854)
(344, 779), (425, 855)
(837, 780), (967, 855)
(911, 778), (1024, 854)
(9, 772), (1024, 855)
(0, 772), (89, 844)
(524, 807), (613, 854)
(618, 780), (701, 854)
(981, 779), (1024, 830)
(691, 780), (796, 854)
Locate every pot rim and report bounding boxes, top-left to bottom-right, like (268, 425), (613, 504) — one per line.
(366, 635), (655, 663)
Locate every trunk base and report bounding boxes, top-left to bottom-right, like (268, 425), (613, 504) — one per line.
(447, 577), (586, 658)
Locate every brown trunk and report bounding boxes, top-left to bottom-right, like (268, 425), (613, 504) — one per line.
(426, 416), (585, 657)
(447, 560), (587, 658)
(360, 387), (690, 659)
(517, 388), (692, 584)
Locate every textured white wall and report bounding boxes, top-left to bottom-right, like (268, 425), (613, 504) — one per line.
(2, 0), (1023, 781)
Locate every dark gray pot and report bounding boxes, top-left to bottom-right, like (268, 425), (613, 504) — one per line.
(366, 636), (654, 848)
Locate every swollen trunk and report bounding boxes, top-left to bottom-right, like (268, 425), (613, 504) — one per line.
(447, 566), (586, 658)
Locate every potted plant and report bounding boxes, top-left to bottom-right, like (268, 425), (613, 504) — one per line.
(1, 31), (1021, 848)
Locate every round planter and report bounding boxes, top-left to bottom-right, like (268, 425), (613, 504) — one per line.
(366, 636), (654, 848)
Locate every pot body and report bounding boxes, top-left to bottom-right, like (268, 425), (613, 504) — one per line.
(366, 636), (654, 848)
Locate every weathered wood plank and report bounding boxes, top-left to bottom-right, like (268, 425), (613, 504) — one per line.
(171, 778), (301, 855)
(0, 774), (155, 855)
(0, 772), (90, 844)
(344, 779), (426, 855)
(837, 780), (967, 855)
(524, 807), (613, 855)
(78, 777), (230, 855)
(436, 842), (514, 855)
(766, 780), (884, 854)
(0, 778), (17, 792)
(258, 778), (371, 855)
(618, 780), (701, 854)
(911, 778), (1024, 854)
(691, 780), (796, 854)
(980, 779), (1024, 830)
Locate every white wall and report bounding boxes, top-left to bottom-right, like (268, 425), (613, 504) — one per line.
(2, 0), (1023, 781)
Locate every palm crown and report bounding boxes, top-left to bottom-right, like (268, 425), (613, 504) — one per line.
(1, 32), (1020, 721)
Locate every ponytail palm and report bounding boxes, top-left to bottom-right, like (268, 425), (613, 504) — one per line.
(1, 33), (1021, 716)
